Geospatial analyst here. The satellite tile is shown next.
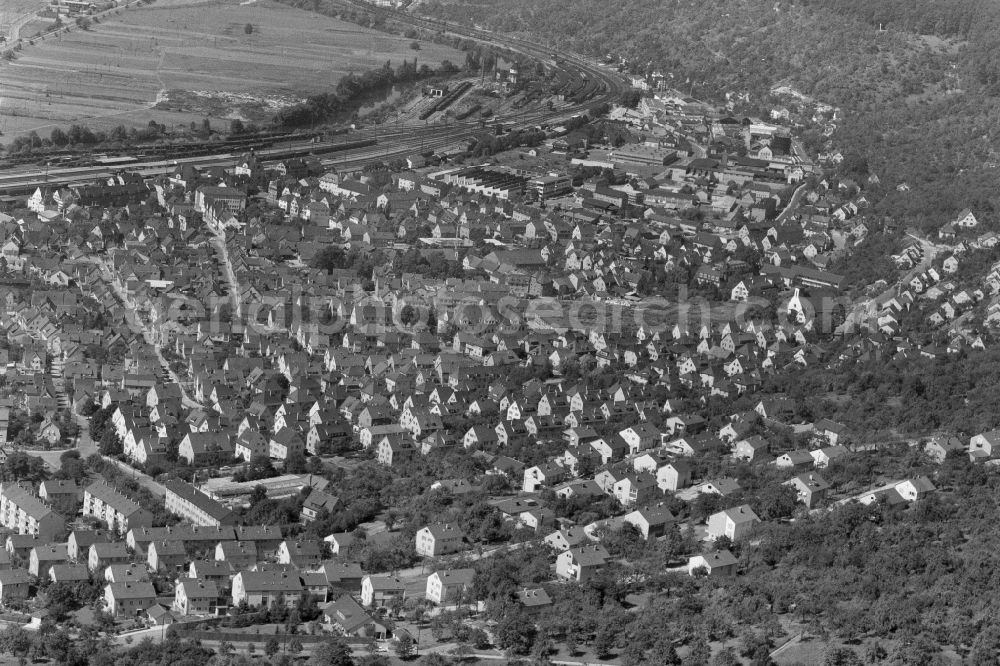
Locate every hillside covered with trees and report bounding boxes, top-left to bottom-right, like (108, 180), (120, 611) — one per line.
(420, 0), (1000, 232)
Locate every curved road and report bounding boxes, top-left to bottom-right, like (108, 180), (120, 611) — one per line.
(775, 181), (807, 223)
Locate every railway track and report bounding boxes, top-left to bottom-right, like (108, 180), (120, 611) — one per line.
(0, 4), (626, 194)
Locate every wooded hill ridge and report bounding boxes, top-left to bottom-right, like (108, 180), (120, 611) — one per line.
(421, 0), (1000, 234)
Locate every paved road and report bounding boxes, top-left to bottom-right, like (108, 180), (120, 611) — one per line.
(99, 260), (201, 409)
(769, 633), (804, 660)
(102, 456), (167, 498)
(208, 228), (243, 321)
(4, 12), (35, 45)
(775, 182), (807, 223)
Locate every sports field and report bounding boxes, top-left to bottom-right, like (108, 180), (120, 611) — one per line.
(0, 0), (461, 141)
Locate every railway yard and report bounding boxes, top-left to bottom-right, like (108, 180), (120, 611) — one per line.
(0, 0), (627, 195)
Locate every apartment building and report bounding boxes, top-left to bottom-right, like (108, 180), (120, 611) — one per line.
(0, 483), (66, 542)
(163, 479), (234, 527)
(83, 482), (153, 536)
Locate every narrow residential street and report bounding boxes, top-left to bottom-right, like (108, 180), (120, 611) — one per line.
(775, 181), (807, 223)
(99, 259), (202, 410)
(101, 456), (168, 498)
(208, 228), (243, 322)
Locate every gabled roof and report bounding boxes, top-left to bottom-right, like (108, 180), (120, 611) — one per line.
(715, 504), (760, 525)
(0, 569), (31, 585)
(107, 581), (156, 599)
(235, 570), (304, 593)
(518, 587), (552, 607)
(164, 479), (233, 523)
(567, 544), (610, 566)
(177, 578), (219, 599)
(431, 568), (475, 586)
(322, 594), (375, 633)
(786, 472), (831, 492)
(693, 549), (738, 568)
(320, 560), (365, 583)
(365, 575), (404, 591)
(421, 523), (465, 540)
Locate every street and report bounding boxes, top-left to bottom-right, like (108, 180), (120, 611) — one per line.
(775, 181), (807, 223)
(98, 259), (201, 410)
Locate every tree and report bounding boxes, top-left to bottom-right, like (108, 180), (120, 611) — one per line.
(250, 485), (268, 505)
(0, 626), (32, 662)
(864, 641), (887, 664)
(652, 638), (681, 665)
(265, 638), (280, 658)
(712, 649), (740, 666)
(823, 647), (863, 666)
(285, 448), (308, 474)
(393, 633), (414, 659)
(753, 484), (799, 520)
(3, 451), (45, 484)
(311, 637), (354, 666)
(244, 23), (254, 34)
(357, 657), (390, 666)
(688, 635), (711, 666)
(449, 643), (473, 662)
(311, 246), (349, 273)
(289, 637), (304, 656)
(495, 610), (537, 655)
(621, 642), (645, 666)
(593, 626), (615, 659)
(99, 427), (123, 456)
(50, 127), (68, 147)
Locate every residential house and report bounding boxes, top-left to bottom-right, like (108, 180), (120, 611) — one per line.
(620, 503), (675, 539)
(105, 581), (157, 616)
(706, 505), (760, 541)
(322, 595), (387, 639)
(425, 568), (475, 605)
(148, 540), (188, 573)
(784, 473), (831, 508)
(656, 461), (692, 492)
(88, 542), (131, 572)
(924, 435), (964, 464)
(231, 570), (303, 608)
(28, 544), (68, 578)
(556, 544), (610, 583)
(517, 587), (552, 615)
(543, 527), (591, 551)
(173, 579), (220, 616)
(895, 476), (936, 502)
(277, 540), (322, 569)
(415, 524), (465, 557)
(0, 569), (31, 603)
(687, 549), (738, 577)
(360, 575), (405, 608)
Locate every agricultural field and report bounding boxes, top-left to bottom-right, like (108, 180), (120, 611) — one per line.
(0, 0), (462, 143)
